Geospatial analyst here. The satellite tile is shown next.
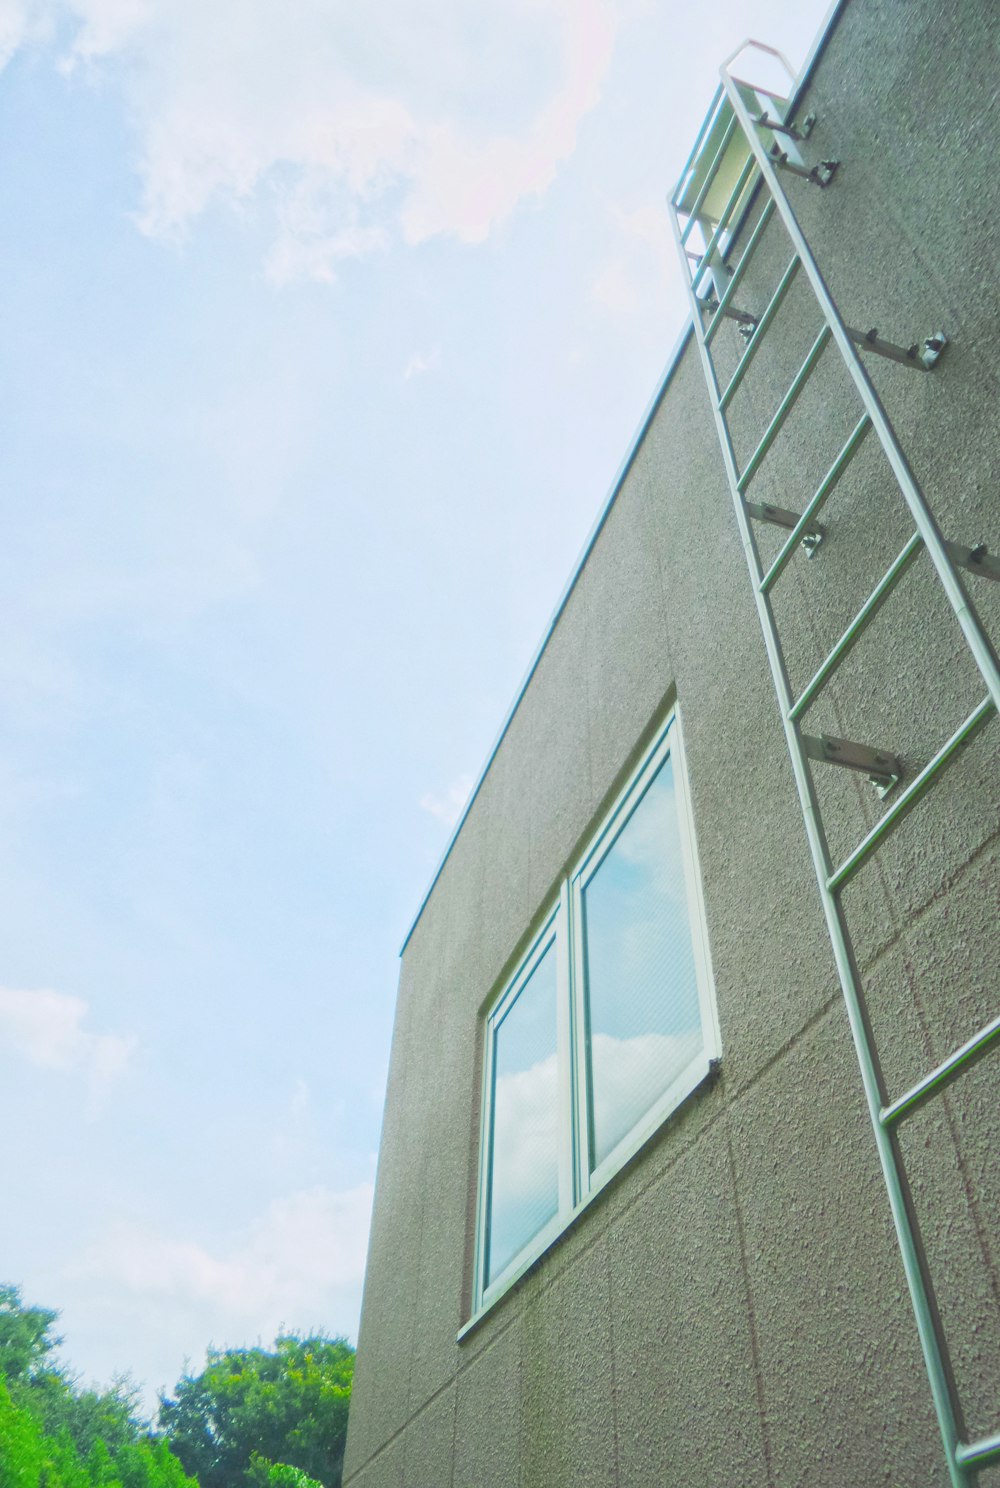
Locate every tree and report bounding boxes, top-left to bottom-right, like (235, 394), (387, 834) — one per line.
(0, 1286), (196, 1488)
(0, 1286), (60, 1386)
(158, 1335), (354, 1488)
(246, 1457), (324, 1488)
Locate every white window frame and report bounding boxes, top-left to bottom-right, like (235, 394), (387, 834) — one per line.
(467, 709), (719, 1329)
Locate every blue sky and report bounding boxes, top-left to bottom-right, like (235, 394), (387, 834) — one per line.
(0, 0), (831, 1410)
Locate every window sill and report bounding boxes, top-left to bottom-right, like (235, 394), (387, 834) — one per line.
(458, 1052), (719, 1343)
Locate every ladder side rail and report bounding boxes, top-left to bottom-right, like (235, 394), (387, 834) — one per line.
(680, 110), (741, 246)
(675, 84), (726, 221)
(690, 153), (760, 295)
(719, 69), (1000, 720)
(669, 180), (967, 1488)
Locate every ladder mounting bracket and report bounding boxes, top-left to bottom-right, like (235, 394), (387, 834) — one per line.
(770, 148), (839, 187)
(744, 501), (825, 557)
(847, 326), (948, 371)
(802, 733), (901, 796)
(917, 332), (947, 369)
(753, 110), (816, 141)
(945, 539), (1000, 582)
(702, 296), (758, 340)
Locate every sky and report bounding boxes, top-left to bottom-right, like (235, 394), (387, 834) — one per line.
(0, 0), (832, 1413)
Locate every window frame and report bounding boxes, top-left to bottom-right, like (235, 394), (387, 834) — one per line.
(468, 709), (719, 1328)
(569, 719), (720, 1197)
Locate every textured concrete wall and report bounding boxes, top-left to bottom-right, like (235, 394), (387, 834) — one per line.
(344, 1), (1000, 1483)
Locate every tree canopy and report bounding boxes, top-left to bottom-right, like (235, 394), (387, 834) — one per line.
(158, 1335), (354, 1488)
(0, 1285), (60, 1386)
(0, 1285), (196, 1488)
(0, 1286), (354, 1488)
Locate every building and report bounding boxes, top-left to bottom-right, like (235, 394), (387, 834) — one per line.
(343, 1), (1000, 1483)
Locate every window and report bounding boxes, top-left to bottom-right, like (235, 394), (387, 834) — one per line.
(471, 711), (719, 1318)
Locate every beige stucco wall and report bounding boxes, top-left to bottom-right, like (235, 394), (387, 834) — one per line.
(344, 2), (1000, 1482)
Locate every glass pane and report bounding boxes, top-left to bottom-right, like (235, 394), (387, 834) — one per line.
(582, 753), (704, 1170)
(486, 941), (559, 1286)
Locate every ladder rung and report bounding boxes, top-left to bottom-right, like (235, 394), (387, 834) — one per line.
(760, 414), (872, 593)
(944, 540), (1000, 583)
(680, 112), (741, 244)
(705, 199), (776, 344)
(737, 326), (831, 491)
(827, 695), (997, 893)
(880, 1013), (1000, 1129)
(789, 532), (924, 722)
(691, 153), (760, 295)
(720, 255), (800, 410)
(956, 1430), (1000, 1471)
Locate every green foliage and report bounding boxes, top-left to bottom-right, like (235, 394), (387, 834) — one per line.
(0, 1287), (196, 1488)
(0, 1287), (60, 1387)
(0, 1378), (45, 1488)
(0, 1287), (355, 1488)
(158, 1336), (354, 1488)
(246, 1457), (325, 1488)
(25, 1371), (142, 1460)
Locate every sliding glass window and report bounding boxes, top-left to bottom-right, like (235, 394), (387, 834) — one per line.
(482, 927), (561, 1289)
(473, 711), (718, 1318)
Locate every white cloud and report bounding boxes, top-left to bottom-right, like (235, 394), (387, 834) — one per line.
(0, 0), (52, 66)
(492, 1050), (558, 1209)
(492, 1028), (701, 1210)
(0, 0), (626, 280)
(419, 770), (474, 827)
(77, 1183), (374, 1334)
(403, 344), (442, 381)
(589, 200), (674, 322)
(590, 259), (638, 317)
(0, 985), (136, 1116)
(590, 1027), (701, 1147)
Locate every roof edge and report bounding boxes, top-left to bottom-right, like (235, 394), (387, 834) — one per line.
(399, 0), (847, 956)
(399, 317), (695, 955)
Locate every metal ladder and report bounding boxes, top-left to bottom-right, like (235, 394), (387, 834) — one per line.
(668, 40), (1000, 1487)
